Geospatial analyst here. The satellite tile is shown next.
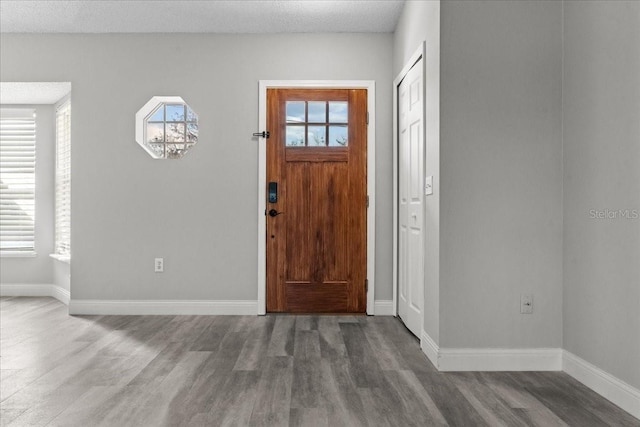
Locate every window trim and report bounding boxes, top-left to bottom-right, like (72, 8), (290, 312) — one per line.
(1, 251), (37, 258)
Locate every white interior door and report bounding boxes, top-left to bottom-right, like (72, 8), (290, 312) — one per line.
(397, 58), (424, 338)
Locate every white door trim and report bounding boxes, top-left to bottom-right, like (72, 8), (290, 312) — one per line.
(393, 43), (426, 318)
(257, 80), (376, 315)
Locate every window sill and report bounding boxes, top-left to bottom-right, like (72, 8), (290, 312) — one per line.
(49, 254), (71, 264)
(1, 252), (37, 258)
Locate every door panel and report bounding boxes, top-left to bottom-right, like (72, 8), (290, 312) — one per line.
(398, 59), (424, 337)
(266, 88), (367, 313)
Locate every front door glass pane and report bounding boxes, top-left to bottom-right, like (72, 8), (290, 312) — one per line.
(308, 126), (326, 146)
(328, 102), (348, 123)
(329, 125), (348, 146)
(286, 102), (305, 123)
(308, 102), (326, 123)
(286, 125), (305, 146)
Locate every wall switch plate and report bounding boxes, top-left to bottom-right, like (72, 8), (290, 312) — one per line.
(155, 258), (164, 273)
(425, 176), (433, 195)
(521, 294), (533, 314)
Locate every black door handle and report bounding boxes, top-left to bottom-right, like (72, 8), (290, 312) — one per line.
(268, 209), (283, 217)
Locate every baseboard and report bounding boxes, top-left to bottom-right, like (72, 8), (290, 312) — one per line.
(0, 284), (70, 305)
(50, 286), (71, 305)
(437, 347), (563, 372)
(373, 300), (394, 316)
(420, 330), (439, 368)
(1, 283), (52, 296)
(68, 299), (258, 315)
(563, 350), (640, 419)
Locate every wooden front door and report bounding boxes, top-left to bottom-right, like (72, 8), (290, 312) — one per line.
(266, 88), (367, 313)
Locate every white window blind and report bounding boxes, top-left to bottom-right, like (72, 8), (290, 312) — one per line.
(0, 108), (36, 254)
(55, 100), (71, 257)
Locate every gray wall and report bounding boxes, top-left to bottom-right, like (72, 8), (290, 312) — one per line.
(0, 104), (54, 285)
(53, 261), (70, 292)
(439, 0), (563, 348)
(392, 0), (564, 349)
(563, 1), (640, 389)
(393, 0), (441, 343)
(0, 33), (394, 302)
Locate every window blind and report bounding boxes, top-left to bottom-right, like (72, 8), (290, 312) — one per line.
(0, 108), (36, 253)
(55, 100), (71, 257)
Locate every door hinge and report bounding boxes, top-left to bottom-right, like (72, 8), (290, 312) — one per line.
(366, 195), (369, 208)
(366, 112), (369, 125)
(365, 279), (369, 292)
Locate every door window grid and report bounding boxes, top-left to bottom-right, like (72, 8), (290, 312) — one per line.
(285, 101), (348, 147)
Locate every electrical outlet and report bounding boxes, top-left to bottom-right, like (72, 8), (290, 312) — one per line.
(155, 258), (164, 273)
(425, 176), (433, 195)
(521, 294), (533, 314)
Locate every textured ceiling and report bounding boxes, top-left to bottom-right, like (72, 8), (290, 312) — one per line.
(0, 82), (72, 104)
(0, 1), (405, 33)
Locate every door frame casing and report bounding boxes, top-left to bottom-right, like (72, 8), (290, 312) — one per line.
(393, 43), (426, 318)
(257, 80), (376, 315)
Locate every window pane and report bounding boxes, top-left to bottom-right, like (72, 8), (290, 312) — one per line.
(186, 106), (197, 122)
(329, 102), (348, 123)
(55, 101), (71, 256)
(187, 123), (198, 143)
(329, 125), (348, 146)
(308, 102), (326, 123)
(147, 122), (164, 143)
(308, 126), (326, 147)
(166, 123), (185, 142)
(286, 125), (305, 146)
(166, 144), (186, 159)
(0, 109), (36, 253)
(166, 104), (185, 122)
(148, 143), (164, 157)
(148, 105), (164, 122)
(286, 102), (305, 123)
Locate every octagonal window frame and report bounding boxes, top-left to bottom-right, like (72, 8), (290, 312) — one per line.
(135, 96), (199, 159)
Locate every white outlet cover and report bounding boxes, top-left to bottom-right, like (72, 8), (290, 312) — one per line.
(155, 258), (164, 272)
(520, 294), (533, 314)
(425, 176), (433, 195)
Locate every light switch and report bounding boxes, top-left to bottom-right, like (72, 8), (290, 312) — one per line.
(425, 176), (433, 195)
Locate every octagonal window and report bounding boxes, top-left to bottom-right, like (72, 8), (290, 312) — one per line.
(135, 96), (199, 159)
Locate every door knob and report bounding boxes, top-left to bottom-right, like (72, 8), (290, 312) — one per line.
(268, 209), (283, 217)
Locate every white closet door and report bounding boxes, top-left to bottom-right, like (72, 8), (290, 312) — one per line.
(397, 58), (424, 338)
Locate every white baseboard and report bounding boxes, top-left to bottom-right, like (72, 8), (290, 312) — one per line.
(50, 286), (70, 305)
(417, 341), (638, 418)
(68, 299), (258, 316)
(1, 284), (70, 305)
(437, 347), (563, 372)
(563, 350), (640, 419)
(69, 299), (395, 316)
(373, 300), (394, 316)
(420, 330), (439, 368)
(1, 283), (52, 296)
